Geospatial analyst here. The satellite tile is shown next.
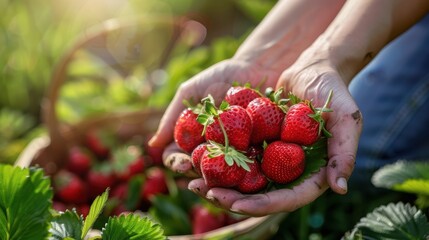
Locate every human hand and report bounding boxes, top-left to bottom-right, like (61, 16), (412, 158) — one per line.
(185, 49), (363, 216)
(149, 59), (282, 174)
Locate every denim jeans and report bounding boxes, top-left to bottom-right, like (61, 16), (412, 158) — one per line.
(348, 14), (429, 187)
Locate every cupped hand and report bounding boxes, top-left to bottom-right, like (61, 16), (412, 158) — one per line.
(186, 54), (363, 216)
(149, 59), (282, 173)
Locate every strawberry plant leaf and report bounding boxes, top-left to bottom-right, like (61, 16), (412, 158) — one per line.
(81, 189), (109, 239)
(148, 194), (191, 236)
(0, 164), (52, 240)
(372, 160), (429, 195)
(101, 214), (165, 240)
(125, 175), (144, 210)
(50, 209), (83, 240)
(344, 202), (429, 239)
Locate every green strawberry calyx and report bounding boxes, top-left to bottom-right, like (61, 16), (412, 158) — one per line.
(197, 95), (253, 171)
(265, 87), (289, 113)
(206, 141), (253, 172)
(308, 90), (333, 138)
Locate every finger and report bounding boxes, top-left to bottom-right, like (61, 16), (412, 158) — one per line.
(188, 178), (209, 198)
(205, 188), (245, 210)
(163, 142), (197, 177)
(229, 169), (329, 217)
(326, 104), (363, 194)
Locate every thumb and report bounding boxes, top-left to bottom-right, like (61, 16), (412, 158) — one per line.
(326, 108), (363, 194)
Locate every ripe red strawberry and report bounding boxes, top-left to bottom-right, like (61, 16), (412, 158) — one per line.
(281, 92), (332, 146)
(141, 167), (169, 203)
(54, 170), (89, 204)
(52, 201), (68, 212)
(236, 160), (268, 193)
(201, 101), (252, 151)
(111, 146), (145, 181)
(191, 143), (208, 176)
(261, 141), (305, 184)
(78, 204), (90, 218)
(246, 88), (287, 145)
(224, 85), (261, 108)
(111, 182), (128, 200)
(281, 102), (316, 145)
(66, 146), (92, 177)
(174, 108), (205, 153)
(87, 163), (116, 198)
(191, 203), (227, 234)
(200, 142), (251, 188)
(85, 130), (111, 159)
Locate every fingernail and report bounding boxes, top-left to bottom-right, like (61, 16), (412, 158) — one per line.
(148, 136), (156, 147)
(206, 195), (220, 207)
(337, 177), (348, 192)
(188, 185), (200, 194)
(229, 207), (243, 214)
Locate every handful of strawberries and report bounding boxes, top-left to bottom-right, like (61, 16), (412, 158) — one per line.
(174, 84), (333, 193)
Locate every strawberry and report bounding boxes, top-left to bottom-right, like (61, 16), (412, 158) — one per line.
(85, 130), (111, 159)
(174, 108), (205, 153)
(199, 97), (252, 151)
(111, 182), (128, 200)
(236, 160), (268, 193)
(78, 204), (90, 218)
(200, 142), (252, 188)
(141, 167), (169, 203)
(191, 203), (228, 234)
(190, 143), (208, 176)
(52, 201), (68, 212)
(281, 91), (333, 146)
(246, 88), (287, 145)
(224, 85), (261, 108)
(66, 146), (92, 177)
(111, 146), (145, 181)
(261, 141), (305, 184)
(54, 170), (89, 204)
(87, 163), (116, 199)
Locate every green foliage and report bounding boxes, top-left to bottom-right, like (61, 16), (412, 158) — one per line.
(372, 161), (429, 209)
(345, 202), (429, 240)
(148, 189), (196, 235)
(102, 214), (165, 240)
(0, 165), (52, 240)
(82, 190), (110, 239)
(50, 209), (84, 240)
(0, 164), (166, 239)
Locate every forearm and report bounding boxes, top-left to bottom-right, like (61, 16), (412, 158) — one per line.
(310, 0), (429, 83)
(233, 0), (345, 71)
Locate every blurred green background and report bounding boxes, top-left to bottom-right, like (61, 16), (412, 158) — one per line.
(0, 0), (418, 239)
(0, 0), (275, 164)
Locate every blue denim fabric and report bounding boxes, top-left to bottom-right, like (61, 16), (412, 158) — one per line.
(348, 14), (429, 186)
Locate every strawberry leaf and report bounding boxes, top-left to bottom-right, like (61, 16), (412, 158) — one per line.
(82, 189), (109, 239)
(344, 202), (429, 239)
(125, 175), (144, 210)
(0, 164), (52, 240)
(148, 195), (191, 236)
(101, 214), (165, 240)
(50, 209), (83, 240)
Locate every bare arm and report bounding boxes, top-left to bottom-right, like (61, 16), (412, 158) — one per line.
(304, 0), (429, 83)
(233, 0), (345, 71)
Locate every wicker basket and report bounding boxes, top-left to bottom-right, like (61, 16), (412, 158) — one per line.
(15, 17), (287, 240)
